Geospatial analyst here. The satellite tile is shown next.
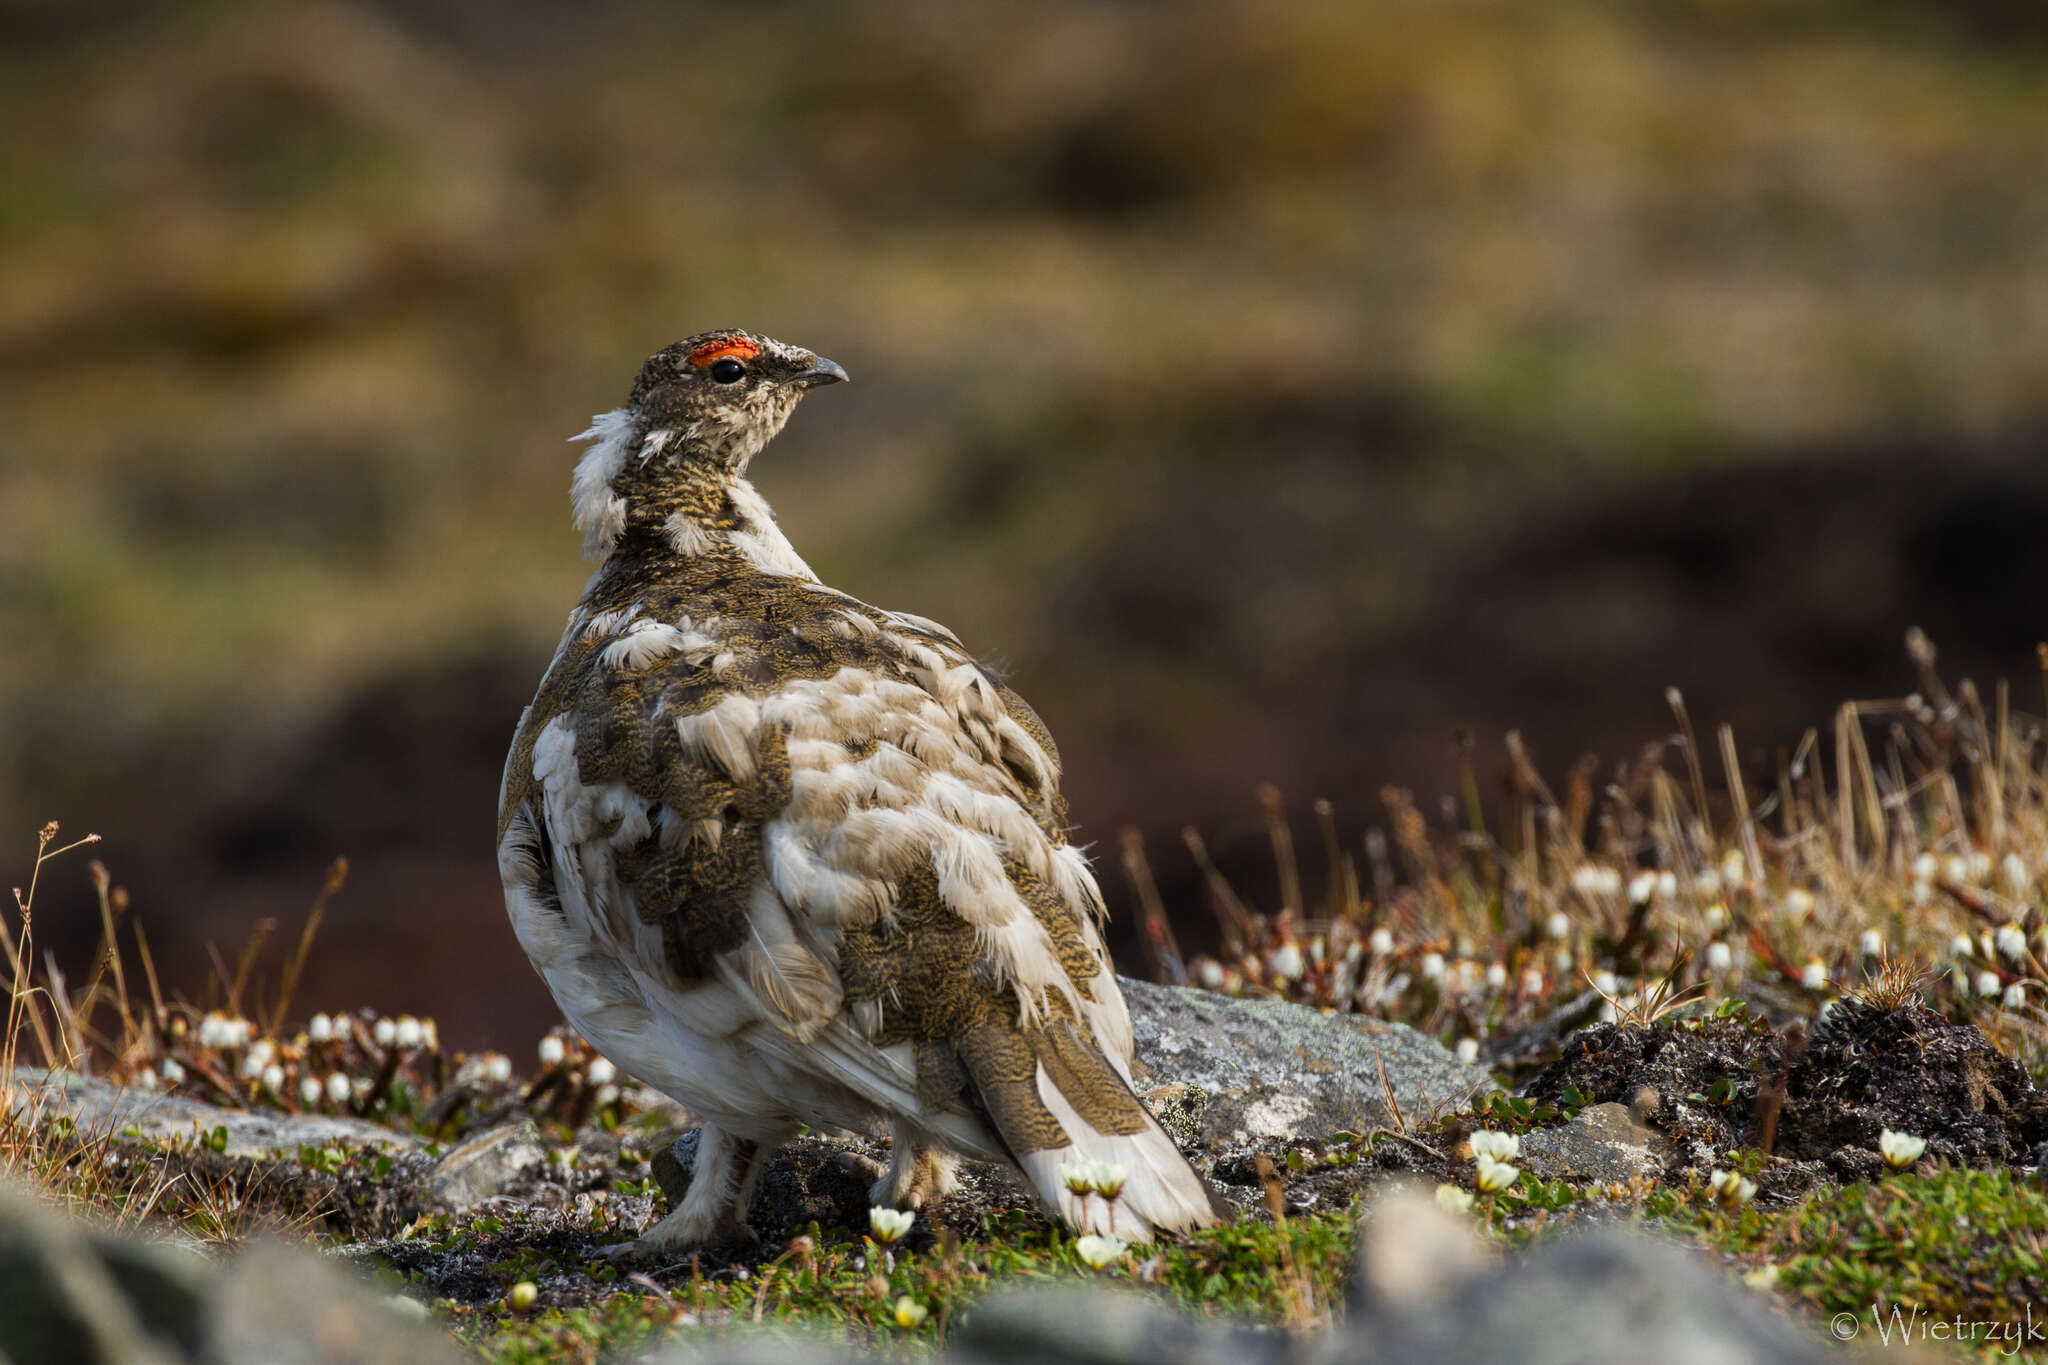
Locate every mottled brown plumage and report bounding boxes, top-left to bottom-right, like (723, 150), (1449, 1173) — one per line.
(499, 330), (1219, 1252)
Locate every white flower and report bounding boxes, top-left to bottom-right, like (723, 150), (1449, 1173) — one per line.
(1706, 941), (1733, 971)
(1655, 870), (1678, 900)
(593, 1084), (619, 1107)
(1945, 854), (1971, 885)
(160, 1058), (185, 1085)
(1708, 1169), (1756, 1205)
(1744, 1264), (1780, 1290)
(1978, 970), (2004, 999)
(299, 1075), (323, 1105)
(307, 1013), (333, 1043)
(2004, 853), (2031, 895)
(2004, 982), (2028, 1011)
(1521, 968), (1544, 995)
(1090, 1161), (1128, 1198)
(133, 1069), (158, 1090)
(1470, 1129), (1520, 1162)
(394, 1016), (423, 1049)
(1269, 943), (1304, 982)
(1913, 880), (1932, 905)
(1703, 903), (1728, 934)
(892, 1296), (928, 1329)
(1196, 959), (1225, 989)
(1546, 911), (1571, 940)
(1782, 889), (1815, 921)
(1553, 948), (1573, 974)
(1063, 1160), (1094, 1195)
(869, 1206), (915, 1245)
(1369, 928), (1394, 956)
(483, 1054), (513, 1084)
(198, 1012), (229, 1050)
(1593, 970), (1619, 997)
(1074, 1234), (1127, 1268)
(538, 1036), (567, 1068)
(1434, 1183), (1475, 1214)
(1570, 865), (1608, 896)
(1969, 851), (1994, 882)
(373, 1017), (397, 1047)
(1455, 1037), (1479, 1065)
(1474, 1153), (1520, 1192)
(260, 1063), (283, 1093)
(1420, 953), (1446, 981)
(1628, 871), (1657, 905)
(1800, 960), (1827, 991)
(1484, 962), (1507, 990)
(1878, 1129), (1926, 1169)
(1913, 852), (1939, 883)
(1860, 930), (1884, 958)
(1695, 869), (1722, 896)
(420, 1018), (439, 1051)
(1720, 850), (1746, 886)
(1951, 933), (1976, 960)
(586, 1057), (617, 1086)
(325, 1072), (351, 1104)
(240, 1041), (272, 1078)
(1997, 924), (2029, 961)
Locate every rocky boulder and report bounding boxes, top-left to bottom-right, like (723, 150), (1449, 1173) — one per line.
(1119, 977), (1498, 1148)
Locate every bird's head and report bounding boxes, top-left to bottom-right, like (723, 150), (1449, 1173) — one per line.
(570, 329), (847, 558)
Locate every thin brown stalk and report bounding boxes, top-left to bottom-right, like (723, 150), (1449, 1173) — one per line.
(1260, 784), (1303, 917)
(268, 857), (347, 1039)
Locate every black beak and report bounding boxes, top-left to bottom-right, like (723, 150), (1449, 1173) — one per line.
(791, 357), (849, 388)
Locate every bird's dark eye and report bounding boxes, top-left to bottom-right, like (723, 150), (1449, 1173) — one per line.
(710, 358), (746, 384)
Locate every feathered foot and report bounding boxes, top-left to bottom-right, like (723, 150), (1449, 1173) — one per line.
(603, 1126), (766, 1260)
(870, 1122), (962, 1210)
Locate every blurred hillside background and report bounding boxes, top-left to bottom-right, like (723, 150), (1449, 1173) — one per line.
(5, 0), (2048, 1047)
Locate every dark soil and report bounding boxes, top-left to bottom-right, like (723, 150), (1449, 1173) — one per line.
(1778, 998), (2048, 1176)
(1523, 1000), (2048, 1185)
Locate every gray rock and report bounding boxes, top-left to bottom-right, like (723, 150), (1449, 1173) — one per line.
(1119, 978), (1497, 1147)
(0, 1177), (458, 1364)
(1518, 1102), (1675, 1185)
(1330, 1193), (1836, 1365)
(7, 1068), (418, 1159)
(949, 1285), (1291, 1365)
(423, 1121), (546, 1212)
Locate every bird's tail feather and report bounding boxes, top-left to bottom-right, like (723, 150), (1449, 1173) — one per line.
(957, 1017), (1221, 1241)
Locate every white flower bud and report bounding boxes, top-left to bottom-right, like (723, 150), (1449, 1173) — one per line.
(1369, 928), (1394, 956)
(586, 1057), (616, 1086)
(307, 1013), (333, 1043)
(869, 1206), (915, 1245)
(394, 1016), (423, 1049)
(325, 1072), (351, 1104)
(1706, 941), (1733, 971)
(1455, 1037), (1479, 1065)
(1878, 1129), (1926, 1169)
(300, 1075), (323, 1105)
(538, 1036), (567, 1068)
(373, 1017), (397, 1048)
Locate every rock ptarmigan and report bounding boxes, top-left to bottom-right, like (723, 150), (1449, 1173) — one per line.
(498, 331), (1221, 1253)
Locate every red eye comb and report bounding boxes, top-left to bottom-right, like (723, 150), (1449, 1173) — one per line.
(688, 338), (761, 367)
